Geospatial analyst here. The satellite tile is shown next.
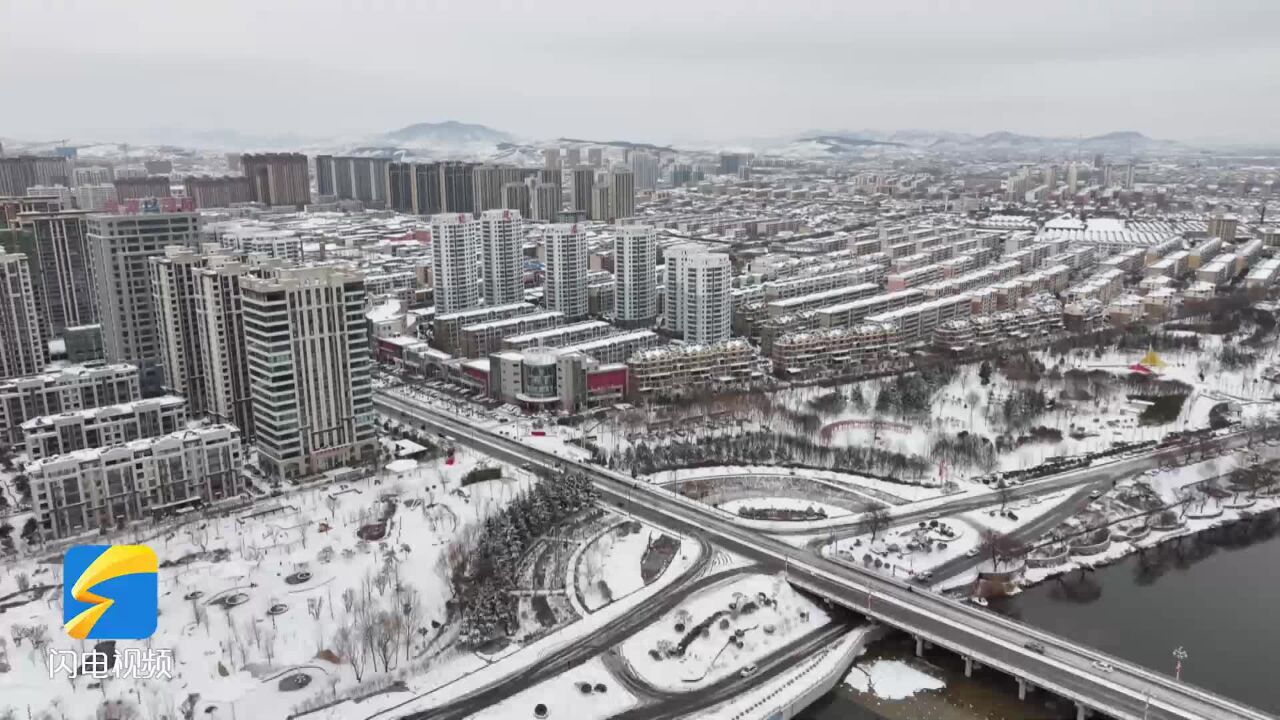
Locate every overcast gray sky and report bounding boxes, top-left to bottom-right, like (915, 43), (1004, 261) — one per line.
(3, 0), (1277, 145)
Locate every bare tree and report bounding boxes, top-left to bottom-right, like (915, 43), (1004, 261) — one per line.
(865, 506), (892, 542)
(334, 624), (365, 682)
(370, 609), (401, 672)
(262, 627), (278, 666)
(979, 530), (1027, 571)
(997, 481), (1014, 511)
(400, 585), (424, 662)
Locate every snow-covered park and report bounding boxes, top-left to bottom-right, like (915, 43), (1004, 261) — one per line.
(0, 447), (538, 720)
(617, 573), (828, 691)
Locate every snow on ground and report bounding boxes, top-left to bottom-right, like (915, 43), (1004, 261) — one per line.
(1015, 445), (1280, 587)
(827, 517), (979, 579)
(576, 521), (657, 612)
(718, 497), (853, 519)
(353, 530), (703, 719)
(469, 657), (637, 720)
(619, 573), (828, 692)
(0, 448), (537, 720)
(842, 658), (946, 700)
(649, 465), (945, 504)
(693, 625), (882, 720)
(962, 491), (1071, 534)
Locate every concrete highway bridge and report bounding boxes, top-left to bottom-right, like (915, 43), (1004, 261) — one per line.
(375, 390), (1274, 720)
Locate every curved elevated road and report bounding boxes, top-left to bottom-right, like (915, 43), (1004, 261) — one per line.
(376, 390), (1275, 720)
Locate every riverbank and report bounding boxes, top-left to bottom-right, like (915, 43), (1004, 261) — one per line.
(989, 510), (1280, 714)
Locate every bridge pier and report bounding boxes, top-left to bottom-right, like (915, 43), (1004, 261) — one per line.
(913, 636), (932, 657)
(1017, 677), (1032, 701)
(1075, 702), (1091, 720)
(963, 656), (978, 678)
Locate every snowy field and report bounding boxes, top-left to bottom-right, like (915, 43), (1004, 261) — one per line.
(618, 573), (828, 691)
(575, 520), (662, 612)
(470, 657), (637, 719)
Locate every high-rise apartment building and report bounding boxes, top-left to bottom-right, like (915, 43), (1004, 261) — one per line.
(413, 163), (444, 215)
(543, 148), (562, 171)
(431, 213), (481, 313)
(480, 209), (524, 306)
(629, 152), (659, 192)
(610, 166), (636, 220)
(472, 165), (536, 214)
(0, 156), (69, 195)
(544, 223), (588, 320)
(183, 176), (252, 208)
(665, 244), (731, 343)
(439, 161), (476, 214)
(150, 246), (211, 414)
(87, 209), (201, 394)
(388, 162), (415, 213)
(565, 147), (581, 167)
(591, 184), (612, 222)
(241, 267), (375, 479)
(241, 153), (310, 207)
(73, 183), (118, 211)
(718, 153), (750, 175)
(1066, 163), (1079, 194)
(73, 166), (113, 186)
(572, 166), (595, 215)
(314, 156), (391, 207)
(0, 253), (47, 379)
(502, 181), (531, 219)
(614, 225), (658, 328)
(530, 181), (562, 222)
(13, 210), (96, 336)
(114, 176), (172, 200)
(587, 147), (604, 168)
(196, 256), (255, 436)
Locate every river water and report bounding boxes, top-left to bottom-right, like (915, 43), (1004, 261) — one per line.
(799, 510), (1280, 718)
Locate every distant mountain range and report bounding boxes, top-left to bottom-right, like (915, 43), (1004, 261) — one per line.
(384, 120), (512, 147)
(760, 128), (1193, 159)
(5, 121), (1220, 162)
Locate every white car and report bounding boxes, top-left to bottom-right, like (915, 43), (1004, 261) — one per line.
(740, 663), (758, 678)
(966, 548), (980, 558)
(1092, 660), (1115, 673)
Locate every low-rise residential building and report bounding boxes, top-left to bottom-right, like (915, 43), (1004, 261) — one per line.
(28, 424), (242, 539)
(627, 340), (761, 399)
(459, 311), (563, 358)
(770, 323), (899, 377)
(22, 395), (188, 461)
(866, 294), (972, 345)
(0, 363), (139, 446)
(432, 302), (534, 355)
(502, 320), (614, 352)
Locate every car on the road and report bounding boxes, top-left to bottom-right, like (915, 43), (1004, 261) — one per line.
(1088, 491), (1102, 499)
(740, 663), (758, 678)
(966, 548), (980, 558)
(1023, 641), (1046, 654)
(927, 512), (940, 520)
(1092, 660), (1114, 672)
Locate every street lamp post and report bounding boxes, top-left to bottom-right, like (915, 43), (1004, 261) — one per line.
(1172, 646), (1188, 681)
